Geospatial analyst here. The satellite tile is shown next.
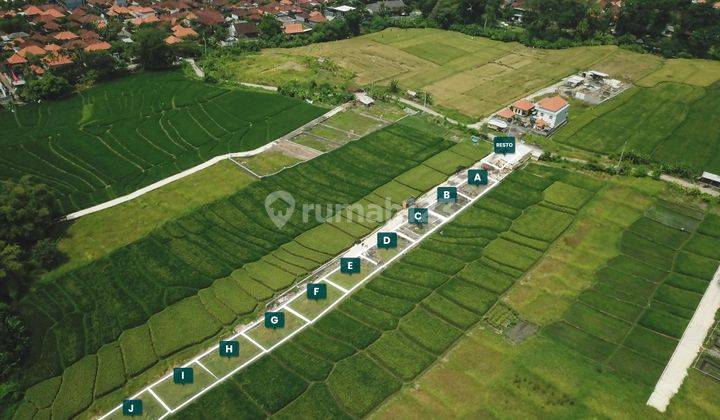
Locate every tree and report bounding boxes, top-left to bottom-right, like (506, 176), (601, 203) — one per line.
(344, 9), (366, 36)
(615, 0), (680, 39)
(0, 177), (59, 248)
(0, 242), (23, 299)
(25, 74), (71, 100)
(134, 27), (175, 70)
(77, 50), (120, 81)
(0, 177), (61, 300)
(0, 303), (28, 380)
(258, 14), (283, 38)
(430, 0), (461, 28)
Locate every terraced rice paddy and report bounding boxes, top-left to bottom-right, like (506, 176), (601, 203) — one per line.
(171, 164), (607, 418)
(13, 116), (492, 419)
(546, 201), (720, 387)
(0, 71), (326, 213)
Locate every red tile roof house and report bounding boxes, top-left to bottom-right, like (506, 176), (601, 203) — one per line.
(282, 22), (310, 35)
(534, 95), (569, 130)
(511, 98), (534, 116)
(495, 107), (515, 122)
(307, 10), (326, 25)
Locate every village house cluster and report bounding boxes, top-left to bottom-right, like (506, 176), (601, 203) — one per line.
(489, 95), (570, 135)
(1, 0), (410, 100)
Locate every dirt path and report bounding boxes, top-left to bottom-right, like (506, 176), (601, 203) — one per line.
(184, 58), (204, 78)
(647, 265), (720, 412)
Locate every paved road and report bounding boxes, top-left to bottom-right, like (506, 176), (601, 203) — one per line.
(647, 265), (720, 412)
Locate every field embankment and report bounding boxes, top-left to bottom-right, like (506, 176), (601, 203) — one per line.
(13, 115), (491, 419)
(0, 71), (325, 213)
(170, 164), (613, 418)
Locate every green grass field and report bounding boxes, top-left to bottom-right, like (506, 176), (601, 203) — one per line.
(171, 164), (610, 418)
(14, 115), (489, 419)
(0, 71), (326, 213)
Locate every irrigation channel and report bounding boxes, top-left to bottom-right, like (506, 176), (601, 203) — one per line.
(98, 146), (529, 419)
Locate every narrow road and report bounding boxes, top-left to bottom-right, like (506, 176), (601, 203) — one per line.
(184, 58), (204, 78)
(394, 97), (460, 125)
(63, 103), (351, 220)
(647, 265), (720, 412)
(240, 82), (278, 92)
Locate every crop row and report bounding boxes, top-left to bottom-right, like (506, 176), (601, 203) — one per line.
(547, 199), (720, 388)
(0, 72), (327, 213)
(14, 116), (461, 418)
(172, 165), (601, 418)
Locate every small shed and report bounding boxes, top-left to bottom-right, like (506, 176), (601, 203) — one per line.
(699, 172), (720, 188)
(354, 91), (374, 107)
(487, 117), (508, 131)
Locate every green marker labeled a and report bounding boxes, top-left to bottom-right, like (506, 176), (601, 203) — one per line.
(468, 169), (488, 185)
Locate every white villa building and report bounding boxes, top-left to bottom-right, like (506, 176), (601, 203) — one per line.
(534, 96), (569, 130)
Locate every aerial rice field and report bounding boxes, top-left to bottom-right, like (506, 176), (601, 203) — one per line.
(0, 71), (326, 213)
(216, 28), (720, 172)
(373, 171), (720, 418)
(13, 115), (491, 418)
(213, 28), (720, 120)
(170, 164), (608, 418)
(545, 199), (720, 386)
(551, 82), (720, 174)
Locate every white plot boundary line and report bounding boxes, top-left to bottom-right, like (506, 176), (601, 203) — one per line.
(323, 278), (349, 294)
(647, 264), (720, 412)
(99, 154), (510, 420)
(64, 103), (350, 221)
(194, 361), (218, 380)
(147, 389), (172, 414)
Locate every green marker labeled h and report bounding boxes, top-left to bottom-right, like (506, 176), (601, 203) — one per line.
(219, 340), (239, 357)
